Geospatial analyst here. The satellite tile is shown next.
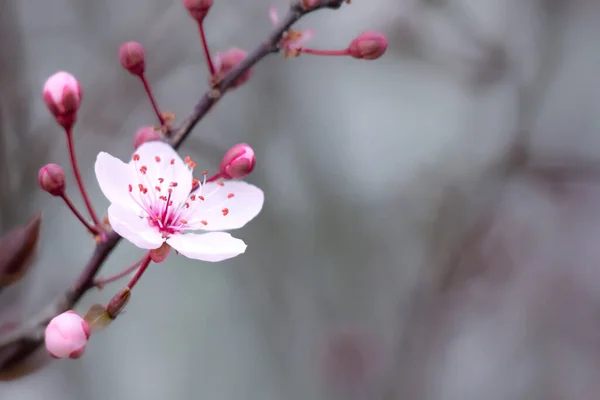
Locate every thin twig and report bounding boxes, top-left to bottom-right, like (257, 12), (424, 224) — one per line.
(0, 0), (346, 371)
(93, 255), (146, 288)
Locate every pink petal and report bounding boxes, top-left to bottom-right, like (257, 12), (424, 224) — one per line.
(108, 203), (164, 249)
(130, 141), (193, 206)
(166, 232), (247, 262)
(95, 151), (139, 212)
(187, 181), (264, 231)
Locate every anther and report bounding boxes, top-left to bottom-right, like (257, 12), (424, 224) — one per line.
(190, 195), (196, 201)
(170, 159), (175, 165)
(155, 156), (161, 162)
(140, 165), (147, 174)
(199, 195), (205, 201)
(222, 208), (229, 216)
(201, 220), (208, 225)
(180, 219), (188, 224)
(158, 177), (164, 184)
(133, 154), (140, 161)
(227, 193), (234, 199)
(217, 181), (225, 187)
(128, 184), (133, 192)
(170, 182), (178, 187)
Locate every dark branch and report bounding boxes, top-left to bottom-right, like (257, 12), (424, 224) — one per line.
(0, 0), (346, 371)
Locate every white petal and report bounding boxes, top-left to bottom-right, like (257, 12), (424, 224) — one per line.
(188, 181), (264, 231)
(95, 152), (139, 211)
(130, 141), (192, 205)
(108, 203), (164, 249)
(167, 232), (247, 262)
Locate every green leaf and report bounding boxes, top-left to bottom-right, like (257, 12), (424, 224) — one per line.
(83, 304), (112, 333)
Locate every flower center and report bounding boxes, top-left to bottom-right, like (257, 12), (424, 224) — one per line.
(127, 152), (233, 238)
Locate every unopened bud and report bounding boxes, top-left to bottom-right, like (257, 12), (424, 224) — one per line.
(219, 143), (256, 180)
(38, 163), (65, 196)
(301, 0), (320, 9)
(183, 0), (213, 22)
(43, 71), (82, 130)
(45, 311), (91, 359)
(213, 48), (252, 88)
(348, 31), (388, 60)
(149, 242), (171, 263)
(119, 41), (146, 76)
(134, 126), (162, 149)
(106, 288), (131, 319)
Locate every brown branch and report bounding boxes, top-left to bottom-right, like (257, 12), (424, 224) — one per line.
(0, 0), (346, 371)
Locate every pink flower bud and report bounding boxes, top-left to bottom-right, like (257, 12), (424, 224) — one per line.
(183, 0), (213, 22)
(38, 163), (66, 196)
(43, 71), (82, 130)
(45, 311), (91, 359)
(219, 143), (256, 180)
(213, 48), (252, 88)
(119, 41), (146, 76)
(133, 126), (162, 149)
(301, 0), (320, 9)
(348, 31), (388, 60)
(106, 288), (131, 319)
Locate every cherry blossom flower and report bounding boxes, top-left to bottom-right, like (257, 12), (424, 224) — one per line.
(94, 141), (264, 262)
(269, 6), (314, 57)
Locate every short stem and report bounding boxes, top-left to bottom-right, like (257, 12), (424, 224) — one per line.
(299, 47), (350, 56)
(198, 22), (216, 76)
(139, 74), (165, 126)
(94, 256), (145, 288)
(126, 253), (152, 290)
(65, 130), (101, 226)
(206, 173), (221, 183)
(59, 193), (100, 235)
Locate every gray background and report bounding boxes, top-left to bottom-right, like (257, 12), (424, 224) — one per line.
(2, 0), (600, 399)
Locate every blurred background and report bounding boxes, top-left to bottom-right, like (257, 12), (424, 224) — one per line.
(2, 0), (600, 398)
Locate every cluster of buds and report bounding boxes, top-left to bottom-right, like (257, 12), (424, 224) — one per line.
(269, 6), (388, 60)
(35, 0), (386, 365)
(38, 164), (65, 196)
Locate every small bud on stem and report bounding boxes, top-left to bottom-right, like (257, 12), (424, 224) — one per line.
(43, 71), (82, 132)
(183, 0), (217, 76)
(38, 164), (99, 235)
(45, 311), (91, 359)
(41, 71), (102, 229)
(348, 31), (388, 60)
(119, 41), (145, 76)
(183, 0), (213, 22)
(118, 41), (165, 126)
(219, 143), (256, 180)
(38, 164), (65, 196)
